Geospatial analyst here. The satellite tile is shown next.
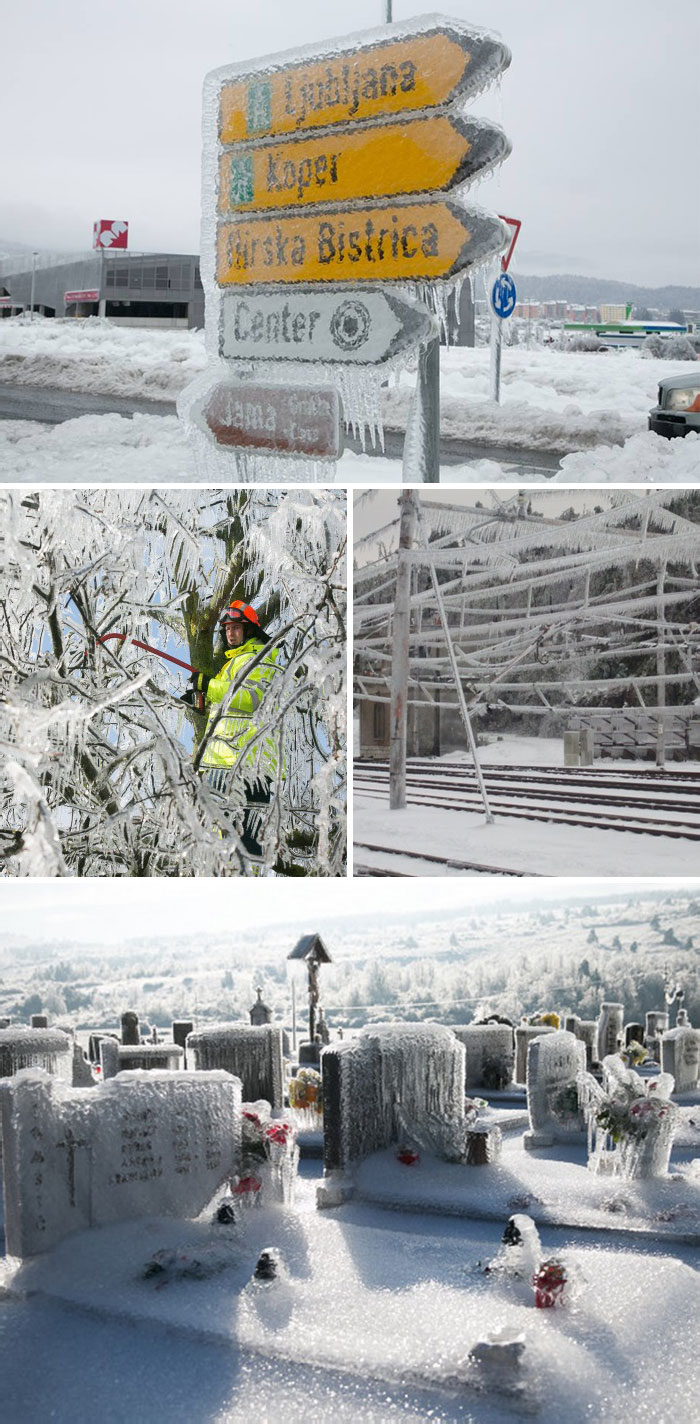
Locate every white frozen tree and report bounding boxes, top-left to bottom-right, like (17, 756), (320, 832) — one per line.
(0, 487), (346, 877)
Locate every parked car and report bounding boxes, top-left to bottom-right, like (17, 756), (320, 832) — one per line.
(648, 373), (700, 438)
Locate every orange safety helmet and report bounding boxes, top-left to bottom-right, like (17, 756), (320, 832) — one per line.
(217, 601), (270, 642)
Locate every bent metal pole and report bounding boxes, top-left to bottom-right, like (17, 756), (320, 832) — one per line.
(389, 488), (418, 809)
(415, 499), (495, 825)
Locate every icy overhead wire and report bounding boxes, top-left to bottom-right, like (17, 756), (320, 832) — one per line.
(354, 492), (700, 711)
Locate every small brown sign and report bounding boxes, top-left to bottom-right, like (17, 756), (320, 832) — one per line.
(200, 380), (342, 459)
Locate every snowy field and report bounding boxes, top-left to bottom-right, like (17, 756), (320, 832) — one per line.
(2, 1161), (700, 1424)
(1, 317), (698, 483)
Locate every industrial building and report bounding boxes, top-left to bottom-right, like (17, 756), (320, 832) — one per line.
(0, 250), (205, 328)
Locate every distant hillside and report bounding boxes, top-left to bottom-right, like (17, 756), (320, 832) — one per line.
(512, 273), (700, 311)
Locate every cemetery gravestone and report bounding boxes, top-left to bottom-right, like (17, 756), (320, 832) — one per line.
(101, 1043), (185, 1077)
(322, 1022), (465, 1173)
(172, 1020), (194, 1068)
(452, 1023), (514, 1091)
(121, 1011), (140, 1046)
(661, 1027), (700, 1093)
(249, 989), (272, 1026)
(0, 1069), (241, 1257)
(575, 1019), (598, 1068)
(596, 1003), (624, 1064)
(0, 1027), (72, 1081)
(646, 1011), (668, 1062)
(524, 1030), (586, 1150)
(514, 1024), (555, 1085)
(625, 1023), (646, 1049)
(187, 1024), (284, 1111)
(72, 1043), (95, 1088)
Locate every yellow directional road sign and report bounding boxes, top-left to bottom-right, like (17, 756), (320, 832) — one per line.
(218, 115), (510, 214)
(219, 26), (510, 144)
(216, 198), (508, 287)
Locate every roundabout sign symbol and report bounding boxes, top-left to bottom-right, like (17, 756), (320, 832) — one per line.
(491, 271), (517, 319)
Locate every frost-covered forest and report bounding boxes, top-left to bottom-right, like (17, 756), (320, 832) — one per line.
(0, 487), (346, 876)
(1, 887), (696, 1033)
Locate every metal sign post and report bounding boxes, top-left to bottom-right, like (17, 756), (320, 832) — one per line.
(402, 334), (440, 483)
(490, 269), (517, 404)
(489, 218), (520, 405)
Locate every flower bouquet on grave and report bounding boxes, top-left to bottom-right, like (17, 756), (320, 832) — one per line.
(260, 1120), (299, 1206)
(533, 1258), (567, 1309)
(231, 1103), (271, 1207)
(288, 1067), (323, 1130)
(620, 1040), (647, 1068)
(592, 1062), (679, 1179)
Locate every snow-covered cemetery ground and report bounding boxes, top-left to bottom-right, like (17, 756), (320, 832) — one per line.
(0, 317), (698, 483)
(1, 883), (699, 1423)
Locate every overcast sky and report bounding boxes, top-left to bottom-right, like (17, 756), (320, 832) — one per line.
(0, 878), (696, 946)
(2, 1), (697, 287)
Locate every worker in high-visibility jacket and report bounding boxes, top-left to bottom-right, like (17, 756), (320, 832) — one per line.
(181, 601), (281, 858)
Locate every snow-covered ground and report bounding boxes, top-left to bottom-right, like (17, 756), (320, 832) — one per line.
(353, 795), (700, 876)
(2, 1161), (699, 1423)
(1, 317), (698, 483)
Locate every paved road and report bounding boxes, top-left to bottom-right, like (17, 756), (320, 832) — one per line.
(345, 426), (563, 476)
(0, 381), (563, 476)
(0, 382), (177, 424)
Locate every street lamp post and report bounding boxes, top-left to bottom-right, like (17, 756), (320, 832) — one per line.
(29, 251), (38, 319)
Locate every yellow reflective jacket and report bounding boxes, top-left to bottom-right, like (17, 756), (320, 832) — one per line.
(199, 639), (280, 776)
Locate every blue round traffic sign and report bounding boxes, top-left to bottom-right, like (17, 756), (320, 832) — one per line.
(491, 272), (517, 319)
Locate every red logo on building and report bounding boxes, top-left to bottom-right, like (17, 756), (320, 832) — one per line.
(93, 220), (129, 250)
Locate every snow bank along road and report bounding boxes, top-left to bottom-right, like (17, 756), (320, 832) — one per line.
(1, 317), (698, 482)
(0, 381), (562, 478)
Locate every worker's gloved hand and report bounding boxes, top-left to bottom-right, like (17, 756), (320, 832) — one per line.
(180, 673), (210, 712)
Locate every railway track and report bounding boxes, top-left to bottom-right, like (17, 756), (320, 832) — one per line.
(354, 759), (700, 841)
(354, 842), (539, 876)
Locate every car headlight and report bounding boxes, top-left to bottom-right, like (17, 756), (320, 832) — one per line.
(666, 386), (700, 412)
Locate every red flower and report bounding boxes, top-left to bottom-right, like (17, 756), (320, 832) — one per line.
(397, 1149), (419, 1166)
(233, 1175), (262, 1195)
(242, 1111), (262, 1126)
(265, 1123), (294, 1146)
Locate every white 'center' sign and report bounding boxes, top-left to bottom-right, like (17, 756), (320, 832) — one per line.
(219, 288), (435, 364)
